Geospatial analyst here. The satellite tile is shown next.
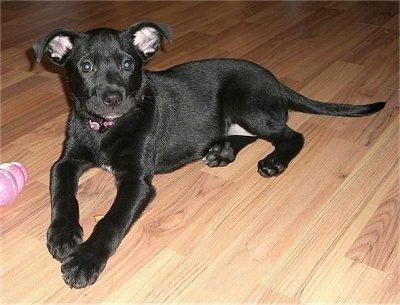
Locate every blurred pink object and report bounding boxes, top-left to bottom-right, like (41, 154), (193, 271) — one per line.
(0, 162), (28, 206)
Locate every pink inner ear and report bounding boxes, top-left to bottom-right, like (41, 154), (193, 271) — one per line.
(133, 27), (159, 55)
(49, 35), (73, 59)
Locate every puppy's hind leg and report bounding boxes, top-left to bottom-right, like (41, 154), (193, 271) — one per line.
(258, 126), (304, 177)
(231, 98), (303, 177)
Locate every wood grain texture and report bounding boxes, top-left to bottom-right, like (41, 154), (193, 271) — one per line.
(1, 1), (399, 303)
(346, 188), (399, 271)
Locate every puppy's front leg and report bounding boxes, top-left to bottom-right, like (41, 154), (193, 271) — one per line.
(61, 171), (155, 289)
(47, 157), (91, 262)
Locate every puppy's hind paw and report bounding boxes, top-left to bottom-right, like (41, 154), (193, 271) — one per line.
(258, 158), (287, 177)
(203, 142), (235, 167)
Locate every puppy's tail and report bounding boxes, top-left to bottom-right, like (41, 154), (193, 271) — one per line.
(283, 84), (385, 117)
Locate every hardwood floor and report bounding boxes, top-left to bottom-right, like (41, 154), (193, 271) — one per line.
(1, 1), (399, 303)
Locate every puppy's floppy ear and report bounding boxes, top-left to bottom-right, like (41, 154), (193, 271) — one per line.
(125, 21), (173, 61)
(33, 29), (79, 65)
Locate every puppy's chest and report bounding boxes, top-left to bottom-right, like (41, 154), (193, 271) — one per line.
(87, 136), (116, 171)
(92, 130), (146, 172)
(95, 150), (114, 173)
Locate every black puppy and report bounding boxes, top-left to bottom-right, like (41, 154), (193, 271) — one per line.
(33, 21), (385, 288)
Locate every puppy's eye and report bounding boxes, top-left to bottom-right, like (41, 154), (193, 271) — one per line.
(122, 59), (134, 71)
(81, 61), (93, 73)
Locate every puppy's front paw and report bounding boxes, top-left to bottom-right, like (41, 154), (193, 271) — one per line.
(258, 158), (287, 177)
(61, 246), (107, 289)
(203, 142), (235, 167)
(47, 220), (83, 262)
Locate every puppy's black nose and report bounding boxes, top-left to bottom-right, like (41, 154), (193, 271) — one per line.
(103, 91), (122, 106)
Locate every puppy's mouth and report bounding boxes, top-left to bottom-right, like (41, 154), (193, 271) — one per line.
(78, 93), (143, 132)
(102, 114), (123, 121)
(86, 102), (131, 123)
(87, 112), (125, 132)
(87, 106), (130, 119)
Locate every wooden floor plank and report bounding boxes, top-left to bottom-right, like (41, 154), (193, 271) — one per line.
(261, 120), (399, 302)
(346, 180), (399, 271)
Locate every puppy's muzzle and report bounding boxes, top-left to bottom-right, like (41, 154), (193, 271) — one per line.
(102, 91), (123, 107)
(87, 88), (131, 121)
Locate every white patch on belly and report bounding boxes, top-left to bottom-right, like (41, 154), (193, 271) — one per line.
(227, 124), (256, 137)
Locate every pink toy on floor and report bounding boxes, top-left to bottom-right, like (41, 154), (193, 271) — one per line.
(0, 162), (28, 206)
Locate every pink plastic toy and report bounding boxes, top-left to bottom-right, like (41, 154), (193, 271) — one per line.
(0, 162), (28, 206)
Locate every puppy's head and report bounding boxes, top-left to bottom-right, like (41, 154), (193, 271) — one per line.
(33, 22), (172, 122)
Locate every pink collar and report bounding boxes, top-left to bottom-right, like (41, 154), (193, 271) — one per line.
(89, 119), (114, 133)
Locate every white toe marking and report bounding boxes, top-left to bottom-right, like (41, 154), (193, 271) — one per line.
(227, 124), (256, 137)
(101, 165), (113, 173)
